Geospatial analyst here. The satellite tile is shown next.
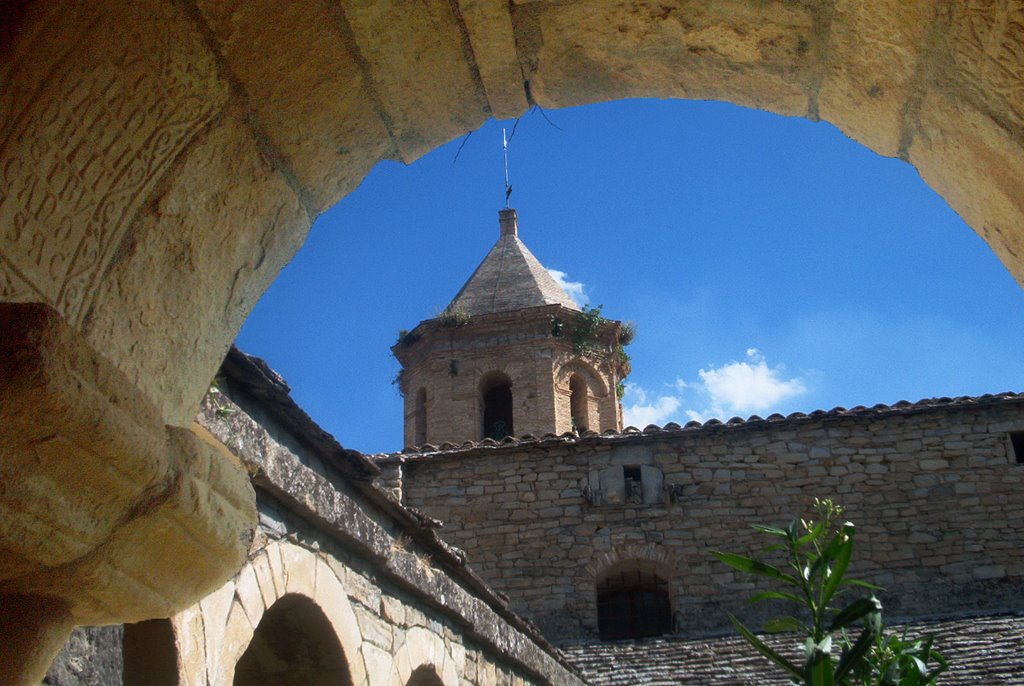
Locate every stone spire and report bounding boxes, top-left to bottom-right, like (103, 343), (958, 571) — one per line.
(446, 209), (580, 316)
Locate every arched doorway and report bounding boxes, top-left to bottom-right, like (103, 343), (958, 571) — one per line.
(596, 561), (673, 641)
(233, 594), (352, 686)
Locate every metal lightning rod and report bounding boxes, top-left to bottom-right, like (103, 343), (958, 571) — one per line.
(503, 127), (512, 208)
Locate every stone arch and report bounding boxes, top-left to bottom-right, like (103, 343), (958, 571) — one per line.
(574, 543), (679, 635)
(234, 593), (352, 686)
(558, 361), (609, 398)
(191, 541), (368, 686)
(389, 626), (459, 686)
(3, 1), (1023, 440)
(595, 559), (674, 640)
(558, 361), (611, 433)
(5, 2), (1024, 662)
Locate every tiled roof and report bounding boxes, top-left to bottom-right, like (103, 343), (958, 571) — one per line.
(447, 211), (579, 316)
(376, 392), (1024, 458)
(559, 613), (1024, 685)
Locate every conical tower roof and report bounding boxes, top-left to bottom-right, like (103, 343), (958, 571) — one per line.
(447, 209), (580, 316)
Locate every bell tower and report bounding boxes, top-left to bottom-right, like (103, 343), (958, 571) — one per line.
(393, 209), (631, 448)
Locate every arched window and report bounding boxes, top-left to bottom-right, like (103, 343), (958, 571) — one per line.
(414, 388), (427, 445)
(597, 561), (672, 640)
(480, 372), (514, 440)
(123, 619), (177, 686)
(569, 373), (589, 432)
(234, 594), (352, 686)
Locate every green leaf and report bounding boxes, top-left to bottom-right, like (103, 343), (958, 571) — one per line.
(829, 596), (881, 632)
(748, 590), (804, 606)
(796, 519), (826, 547)
(820, 536), (854, 608)
(713, 552), (800, 585)
(805, 649), (834, 686)
(786, 518), (800, 543)
(727, 614), (803, 681)
(763, 616), (806, 634)
(752, 524), (790, 538)
(802, 637), (833, 686)
(834, 626), (877, 682)
(844, 578), (886, 592)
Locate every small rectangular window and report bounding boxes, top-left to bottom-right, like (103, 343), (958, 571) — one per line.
(1010, 432), (1024, 464)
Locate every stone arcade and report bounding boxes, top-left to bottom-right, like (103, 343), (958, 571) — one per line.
(6, 1), (1024, 684)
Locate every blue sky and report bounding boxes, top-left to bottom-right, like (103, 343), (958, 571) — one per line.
(236, 99), (1024, 454)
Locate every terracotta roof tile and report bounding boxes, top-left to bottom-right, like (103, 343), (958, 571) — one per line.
(375, 392), (1024, 460)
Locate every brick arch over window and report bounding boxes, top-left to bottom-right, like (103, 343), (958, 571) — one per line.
(558, 361), (612, 434)
(573, 544), (678, 635)
(596, 560), (674, 640)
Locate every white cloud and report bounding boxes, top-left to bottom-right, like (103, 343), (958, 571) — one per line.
(622, 349), (809, 427)
(547, 269), (588, 306)
(622, 384), (681, 428)
(697, 348), (807, 415)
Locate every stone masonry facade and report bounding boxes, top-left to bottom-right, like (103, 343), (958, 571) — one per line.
(379, 393), (1024, 641)
(395, 306), (623, 447)
(44, 349), (585, 686)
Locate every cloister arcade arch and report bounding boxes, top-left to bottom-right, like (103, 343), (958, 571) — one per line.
(3, 1), (1024, 681)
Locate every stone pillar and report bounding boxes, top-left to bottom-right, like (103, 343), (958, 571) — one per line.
(0, 304), (257, 680)
(0, 595), (74, 686)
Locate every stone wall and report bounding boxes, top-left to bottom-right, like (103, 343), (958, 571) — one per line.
(386, 394), (1024, 640)
(395, 306), (622, 446)
(7, 2), (1024, 679)
(186, 350), (584, 686)
(40, 349), (585, 686)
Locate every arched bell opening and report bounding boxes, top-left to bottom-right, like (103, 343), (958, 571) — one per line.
(480, 371), (514, 440)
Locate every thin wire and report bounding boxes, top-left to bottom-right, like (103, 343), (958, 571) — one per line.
(533, 104), (562, 131)
(452, 130), (473, 164)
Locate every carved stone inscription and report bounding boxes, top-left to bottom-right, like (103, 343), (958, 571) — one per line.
(0, 1), (227, 322)
(952, 2), (1024, 129)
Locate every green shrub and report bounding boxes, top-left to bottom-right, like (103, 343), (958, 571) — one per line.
(714, 498), (947, 686)
(437, 305), (471, 328)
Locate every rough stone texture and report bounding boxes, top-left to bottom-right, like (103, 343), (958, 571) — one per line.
(194, 0), (395, 212)
(561, 613), (1024, 686)
(0, 304), (256, 627)
(5, 0), (1024, 679)
(394, 305), (624, 447)
(80, 115), (311, 428)
(175, 350), (585, 686)
(42, 626), (124, 686)
(389, 394), (1024, 639)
